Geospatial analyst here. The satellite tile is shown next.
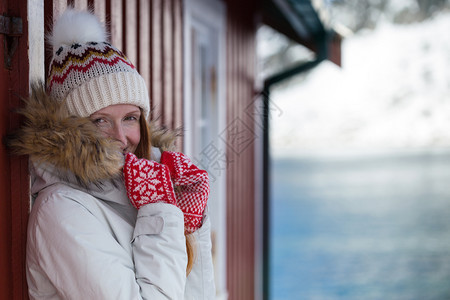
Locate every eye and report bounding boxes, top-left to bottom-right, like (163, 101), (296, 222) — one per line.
(124, 113), (140, 122)
(92, 118), (110, 128)
(124, 116), (137, 121)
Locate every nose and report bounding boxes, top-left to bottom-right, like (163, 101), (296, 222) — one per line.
(110, 124), (127, 148)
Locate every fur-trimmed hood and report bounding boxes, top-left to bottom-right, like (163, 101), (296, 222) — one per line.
(7, 83), (178, 191)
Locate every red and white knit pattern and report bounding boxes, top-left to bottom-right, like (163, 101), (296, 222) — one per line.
(124, 153), (177, 209)
(46, 41), (150, 118)
(161, 152), (210, 234)
(47, 42), (135, 99)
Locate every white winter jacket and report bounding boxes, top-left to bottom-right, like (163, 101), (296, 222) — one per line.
(26, 159), (216, 300)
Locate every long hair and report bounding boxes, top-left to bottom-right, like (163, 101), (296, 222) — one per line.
(135, 113), (196, 275)
(134, 114), (151, 159)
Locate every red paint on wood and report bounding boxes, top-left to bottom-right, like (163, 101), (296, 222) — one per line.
(124, 0), (137, 66)
(162, 0), (173, 128)
(73, 0), (88, 10)
(150, 0), (163, 125)
(225, 7), (258, 299)
(138, 0), (150, 90)
(0, 1), (13, 297)
(172, 0), (183, 150)
(0, 0), (31, 298)
(91, 0), (106, 24)
(109, 0), (122, 52)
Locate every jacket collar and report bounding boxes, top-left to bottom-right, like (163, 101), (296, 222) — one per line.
(30, 160), (129, 206)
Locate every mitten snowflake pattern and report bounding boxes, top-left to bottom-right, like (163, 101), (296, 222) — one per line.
(161, 151), (210, 234)
(123, 153), (177, 209)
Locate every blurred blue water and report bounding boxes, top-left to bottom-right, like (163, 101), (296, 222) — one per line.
(270, 150), (450, 300)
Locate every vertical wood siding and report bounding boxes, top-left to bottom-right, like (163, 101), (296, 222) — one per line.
(44, 0), (183, 148)
(225, 1), (258, 299)
(43, 1), (260, 299)
(0, 0), (30, 298)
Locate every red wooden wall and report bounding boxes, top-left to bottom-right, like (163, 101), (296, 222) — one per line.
(225, 0), (259, 299)
(0, 0), (30, 298)
(1, 1), (262, 299)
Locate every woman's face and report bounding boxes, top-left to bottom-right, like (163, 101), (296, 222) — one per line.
(90, 104), (141, 154)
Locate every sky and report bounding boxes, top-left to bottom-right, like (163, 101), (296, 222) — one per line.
(268, 11), (450, 158)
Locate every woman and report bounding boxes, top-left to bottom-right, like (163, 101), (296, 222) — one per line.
(9, 9), (215, 299)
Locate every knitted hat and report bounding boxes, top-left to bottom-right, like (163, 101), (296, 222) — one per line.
(46, 9), (150, 118)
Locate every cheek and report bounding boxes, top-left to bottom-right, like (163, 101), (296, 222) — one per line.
(97, 127), (111, 138)
(126, 125), (141, 148)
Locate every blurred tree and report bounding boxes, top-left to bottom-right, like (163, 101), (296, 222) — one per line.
(330, 0), (450, 32)
(329, 0), (388, 31)
(416, 0), (449, 17)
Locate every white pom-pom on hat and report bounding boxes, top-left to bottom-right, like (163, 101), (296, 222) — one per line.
(48, 8), (108, 49)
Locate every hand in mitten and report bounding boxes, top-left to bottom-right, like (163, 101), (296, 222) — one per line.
(160, 151), (210, 234)
(123, 152), (177, 209)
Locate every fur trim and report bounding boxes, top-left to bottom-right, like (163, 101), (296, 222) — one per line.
(149, 125), (181, 153)
(48, 8), (107, 49)
(7, 83), (123, 186)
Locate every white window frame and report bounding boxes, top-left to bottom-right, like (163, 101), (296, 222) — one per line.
(183, 0), (227, 299)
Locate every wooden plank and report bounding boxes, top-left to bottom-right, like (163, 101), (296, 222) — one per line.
(7, 0), (30, 298)
(52, 0), (68, 21)
(226, 16), (234, 298)
(226, 16), (238, 299)
(150, 0), (163, 125)
(109, 0), (122, 51)
(0, 1), (13, 298)
(172, 0), (183, 149)
(138, 0), (150, 90)
(244, 24), (256, 300)
(238, 24), (245, 300)
(124, 0), (137, 66)
(162, 0), (173, 128)
(243, 29), (256, 297)
(225, 9), (258, 298)
(72, 0), (88, 10)
(45, 0), (67, 74)
(90, 0), (106, 24)
(244, 26), (261, 298)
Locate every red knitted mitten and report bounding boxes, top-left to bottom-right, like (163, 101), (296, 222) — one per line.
(161, 151), (210, 234)
(123, 153), (177, 209)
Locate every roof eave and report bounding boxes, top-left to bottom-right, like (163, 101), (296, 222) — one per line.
(262, 0), (342, 66)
